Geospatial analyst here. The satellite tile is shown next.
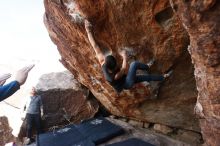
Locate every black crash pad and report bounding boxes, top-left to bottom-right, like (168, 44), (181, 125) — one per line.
(107, 138), (155, 146)
(75, 117), (124, 144)
(37, 124), (95, 146)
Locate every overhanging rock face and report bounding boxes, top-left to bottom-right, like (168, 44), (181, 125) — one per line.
(43, 0), (199, 133)
(170, 1), (220, 145)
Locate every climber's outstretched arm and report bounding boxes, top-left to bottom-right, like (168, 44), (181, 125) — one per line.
(85, 20), (105, 65)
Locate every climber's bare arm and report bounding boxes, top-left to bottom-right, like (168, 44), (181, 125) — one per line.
(120, 50), (128, 71)
(115, 50), (128, 80)
(85, 20), (105, 65)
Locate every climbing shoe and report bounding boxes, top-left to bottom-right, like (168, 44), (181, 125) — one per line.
(163, 70), (173, 78)
(147, 58), (155, 67)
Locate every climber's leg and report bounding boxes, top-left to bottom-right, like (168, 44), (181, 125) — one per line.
(123, 61), (150, 89)
(135, 70), (173, 84)
(135, 74), (164, 84)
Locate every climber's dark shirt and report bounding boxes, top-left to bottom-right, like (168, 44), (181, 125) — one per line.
(102, 63), (126, 93)
(0, 81), (20, 102)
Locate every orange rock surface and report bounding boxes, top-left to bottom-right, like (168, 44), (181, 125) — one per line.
(44, 0), (199, 133)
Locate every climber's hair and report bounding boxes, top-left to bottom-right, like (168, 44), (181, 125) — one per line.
(105, 55), (117, 71)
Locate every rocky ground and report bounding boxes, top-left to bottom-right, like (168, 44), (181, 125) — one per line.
(1, 115), (202, 146)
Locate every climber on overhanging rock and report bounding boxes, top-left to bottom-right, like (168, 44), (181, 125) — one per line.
(85, 20), (172, 93)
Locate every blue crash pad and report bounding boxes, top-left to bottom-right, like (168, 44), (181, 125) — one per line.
(37, 124), (95, 146)
(75, 117), (124, 144)
(107, 138), (155, 146)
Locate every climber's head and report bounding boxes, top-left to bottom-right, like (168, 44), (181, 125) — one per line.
(105, 55), (117, 71)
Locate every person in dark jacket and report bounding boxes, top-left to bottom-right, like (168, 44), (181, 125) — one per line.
(0, 64), (34, 101)
(85, 20), (171, 93)
(23, 87), (43, 145)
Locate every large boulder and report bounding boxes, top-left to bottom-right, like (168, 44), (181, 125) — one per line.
(19, 71), (99, 139)
(36, 71), (99, 127)
(43, 0), (199, 133)
(170, 1), (220, 145)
